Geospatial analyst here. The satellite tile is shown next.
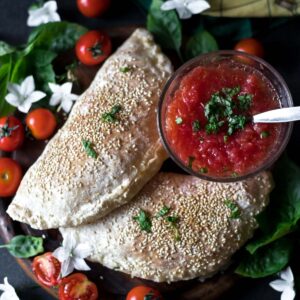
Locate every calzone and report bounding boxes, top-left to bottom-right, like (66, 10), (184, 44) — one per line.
(7, 29), (173, 229)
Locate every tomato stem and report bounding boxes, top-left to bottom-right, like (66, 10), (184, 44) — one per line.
(0, 117), (19, 139)
(88, 42), (103, 58)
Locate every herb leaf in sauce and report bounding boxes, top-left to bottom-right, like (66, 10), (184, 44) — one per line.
(192, 119), (201, 132)
(101, 105), (122, 123)
(224, 199), (240, 219)
(119, 66), (131, 73)
(82, 139), (97, 159)
(133, 209), (152, 233)
(156, 205), (170, 218)
(166, 216), (180, 241)
(188, 156), (195, 168)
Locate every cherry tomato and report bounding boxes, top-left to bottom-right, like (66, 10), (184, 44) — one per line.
(76, 30), (112, 66)
(126, 286), (163, 300)
(58, 273), (98, 300)
(32, 252), (61, 288)
(0, 157), (22, 197)
(77, 0), (110, 18)
(234, 38), (264, 58)
(0, 116), (25, 152)
(26, 108), (57, 140)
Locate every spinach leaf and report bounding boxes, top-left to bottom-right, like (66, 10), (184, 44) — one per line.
(27, 21), (87, 53)
(147, 0), (182, 57)
(0, 235), (44, 258)
(185, 30), (218, 60)
(246, 155), (300, 254)
(236, 238), (293, 278)
(0, 41), (15, 56)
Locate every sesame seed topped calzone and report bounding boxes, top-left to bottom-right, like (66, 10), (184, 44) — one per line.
(7, 29), (173, 229)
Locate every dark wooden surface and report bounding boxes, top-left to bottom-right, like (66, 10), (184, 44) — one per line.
(0, 1), (300, 300)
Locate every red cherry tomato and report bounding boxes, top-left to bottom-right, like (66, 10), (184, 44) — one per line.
(234, 38), (264, 58)
(76, 30), (112, 66)
(58, 273), (98, 300)
(126, 286), (163, 300)
(26, 108), (57, 140)
(0, 116), (25, 152)
(32, 252), (61, 288)
(77, 0), (110, 18)
(0, 157), (22, 197)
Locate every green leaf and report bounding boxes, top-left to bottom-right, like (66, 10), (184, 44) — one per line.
(156, 205), (170, 218)
(0, 55), (15, 117)
(0, 41), (15, 56)
(147, 0), (182, 57)
(133, 209), (152, 233)
(246, 155), (300, 254)
(0, 235), (44, 258)
(82, 139), (97, 159)
(185, 30), (218, 60)
(235, 238), (293, 278)
(27, 21), (87, 53)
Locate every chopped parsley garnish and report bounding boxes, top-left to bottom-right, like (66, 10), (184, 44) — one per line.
(224, 135), (228, 143)
(188, 156), (195, 168)
(231, 172), (239, 178)
(224, 199), (240, 219)
(199, 167), (208, 174)
(82, 139), (97, 159)
(204, 86), (253, 136)
(192, 119), (201, 132)
(260, 131), (270, 138)
(119, 66), (131, 73)
(101, 105), (122, 123)
(175, 117), (183, 124)
(166, 216), (180, 241)
(133, 209), (152, 233)
(156, 205), (170, 218)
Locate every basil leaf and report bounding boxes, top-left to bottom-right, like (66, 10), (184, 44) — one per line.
(185, 30), (218, 60)
(246, 155), (300, 254)
(27, 21), (87, 53)
(0, 235), (44, 258)
(147, 0), (182, 57)
(0, 55), (14, 117)
(0, 41), (15, 56)
(235, 238), (293, 278)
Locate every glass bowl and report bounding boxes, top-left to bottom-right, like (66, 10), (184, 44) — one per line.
(158, 50), (293, 182)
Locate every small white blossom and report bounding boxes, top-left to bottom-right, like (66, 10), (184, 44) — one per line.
(27, 1), (60, 27)
(5, 75), (46, 113)
(53, 232), (92, 278)
(49, 82), (78, 113)
(161, 0), (210, 19)
(0, 277), (19, 300)
(269, 266), (296, 300)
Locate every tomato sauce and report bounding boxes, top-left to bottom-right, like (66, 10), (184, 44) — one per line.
(164, 59), (284, 178)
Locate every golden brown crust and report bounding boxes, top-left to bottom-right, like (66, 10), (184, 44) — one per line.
(61, 172), (273, 282)
(7, 29), (173, 229)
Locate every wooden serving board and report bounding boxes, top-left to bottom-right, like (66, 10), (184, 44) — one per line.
(0, 25), (239, 300)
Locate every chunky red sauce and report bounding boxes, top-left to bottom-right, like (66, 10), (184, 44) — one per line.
(164, 60), (284, 178)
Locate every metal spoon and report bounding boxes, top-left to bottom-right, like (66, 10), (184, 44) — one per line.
(253, 107), (300, 123)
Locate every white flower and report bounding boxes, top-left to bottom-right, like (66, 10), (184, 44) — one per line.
(269, 266), (296, 300)
(5, 75), (46, 113)
(27, 1), (60, 27)
(0, 277), (19, 300)
(161, 0), (210, 19)
(49, 82), (78, 113)
(53, 232), (92, 278)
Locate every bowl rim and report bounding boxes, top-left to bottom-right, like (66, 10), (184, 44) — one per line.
(157, 50), (294, 183)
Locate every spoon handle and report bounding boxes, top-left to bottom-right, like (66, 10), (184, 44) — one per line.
(253, 107), (300, 123)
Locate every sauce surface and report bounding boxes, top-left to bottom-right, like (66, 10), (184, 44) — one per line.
(164, 59), (284, 178)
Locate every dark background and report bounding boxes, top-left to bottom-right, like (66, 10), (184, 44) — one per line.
(0, 0), (300, 299)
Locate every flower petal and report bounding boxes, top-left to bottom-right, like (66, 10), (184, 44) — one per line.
(5, 93), (21, 107)
(61, 99), (74, 113)
(20, 76), (35, 97)
(62, 232), (76, 251)
(18, 101), (32, 113)
(53, 247), (71, 262)
(281, 287), (296, 300)
(61, 82), (73, 95)
(186, 0), (210, 14)
(68, 93), (79, 101)
(28, 91), (46, 103)
(44, 1), (58, 12)
(49, 11), (61, 22)
(27, 6), (49, 27)
(73, 244), (92, 259)
(176, 6), (192, 19)
(161, 1), (177, 10)
(48, 82), (61, 94)
(73, 258), (91, 272)
(280, 267), (294, 283)
(269, 279), (290, 292)
(7, 83), (21, 96)
(60, 258), (74, 278)
(49, 93), (62, 106)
